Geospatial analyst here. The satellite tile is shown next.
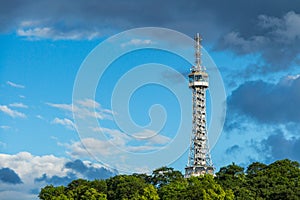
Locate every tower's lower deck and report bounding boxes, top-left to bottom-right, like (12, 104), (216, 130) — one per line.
(185, 165), (214, 178)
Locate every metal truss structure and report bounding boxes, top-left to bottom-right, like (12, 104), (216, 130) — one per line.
(185, 33), (214, 178)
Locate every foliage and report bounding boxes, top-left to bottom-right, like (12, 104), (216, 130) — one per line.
(106, 174), (156, 200)
(159, 175), (234, 200)
(39, 159), (300, 200)
(215, 163), (247, 199)
(246, 159), (300, 200)
(150, 166), (184, 188)
(216, 159), (300, 200)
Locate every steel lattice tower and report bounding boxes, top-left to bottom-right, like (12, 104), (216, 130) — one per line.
(185, 33), (214, 178)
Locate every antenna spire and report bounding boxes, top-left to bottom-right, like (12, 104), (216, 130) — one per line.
(195, 33), (202, 71)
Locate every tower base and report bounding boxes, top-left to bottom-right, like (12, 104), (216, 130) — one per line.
(184, 165), (214, 178)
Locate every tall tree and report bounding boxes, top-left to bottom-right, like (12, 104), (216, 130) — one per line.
(39, 185), (66, 200)
(248, 159), (300, 199)
(150, 166), (183, 188)
(215, 163), (251, 199)
(246, 162), (267, 177)
(106, 174), (158, 200)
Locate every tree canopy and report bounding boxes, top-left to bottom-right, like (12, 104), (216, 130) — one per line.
(39, 159), (300, 200)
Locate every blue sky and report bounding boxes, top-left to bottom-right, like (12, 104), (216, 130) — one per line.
(1, 0), (300, 199)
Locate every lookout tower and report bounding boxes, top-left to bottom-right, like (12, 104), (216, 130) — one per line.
(185, 33), (214, 178)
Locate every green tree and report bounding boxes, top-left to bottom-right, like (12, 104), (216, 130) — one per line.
(39, 185), (65, 200)
(159, 179), (188, 200)
(65, 179), (90, 200)
(150, 167), (183, 188)
(216, 163), (249, 199)
(159, 175), (233, 200)
(39, 159), (300, 200)
(141, 185), (160, 200)
(81, 188), (107, 200)
(106, 174), (157, 200)
(89, 179), (107, 195)
(216, 163), (245, 188)
(247, 159), (300, 199)
(186, 175), (232, 200)
(51, 194), (69, 200)
(132, 173), (151, 184)
(246, 162), (267, 177)
(66, 179), (89, 191)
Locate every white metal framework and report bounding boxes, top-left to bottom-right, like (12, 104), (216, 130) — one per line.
(185, 33), (214, 178)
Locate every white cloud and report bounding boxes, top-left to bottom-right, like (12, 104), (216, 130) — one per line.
(36, 115), (43, 120)
(0, 152), (114, 200)
(67, 138), (118, 158)
(0, 152), (70, 199)
(9, 103), (28, 109)
(76, 99), (100, 108)
(121, 38), (153, 48)
(91, 127), (130, 146)
(17, 27), (51, 38)
(48, 99), (172, 172)
(0, 152), (112, 180)
(6, 81), (25, 89)
(52, 117), (76, 130)
(0, 152), (68, 181)
(47, 99), (113, 120)
(20, 20), (41, 27)
(132, 129), (171, 145)
(70, 124), (172, 154)
(66, 136), (135, 173)
(46, 102), (73, 112)
(0, 125), (11, 130)
(125, 145), (162, 152)
(278, 74), (300, 86)
(17, 26), (101, 41)
(0, 141), (6, 148)
(0, 105), (26, 118)
(65, 132), (170, 173)
(68, 127), (172, 164)
(287, 74), (300, 80)
(148, 134), (171, 145)
(132, 129), (157, 139)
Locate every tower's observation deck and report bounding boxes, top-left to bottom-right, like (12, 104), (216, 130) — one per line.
(185, 33), (214, 178)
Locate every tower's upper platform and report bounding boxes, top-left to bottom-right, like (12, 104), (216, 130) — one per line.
(188, 70), (209, 88)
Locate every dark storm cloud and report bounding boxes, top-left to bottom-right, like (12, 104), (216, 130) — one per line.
(260, 130), (300, 162)
(1, 0), (299, 73)
(65, 159), (116, 180)
(217, 11), (300, 73)
(0, 0), (201, 39)
(228, 75), (300, 124)
(65, 159), (87, 174)
(35, 173), (77, 186)
(225, 145), (241, 155)
(35, 159), (116, 185)
(1, 0), (298, 41)
(224, 118), (249, 133)
(0, 168), (23, 184)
